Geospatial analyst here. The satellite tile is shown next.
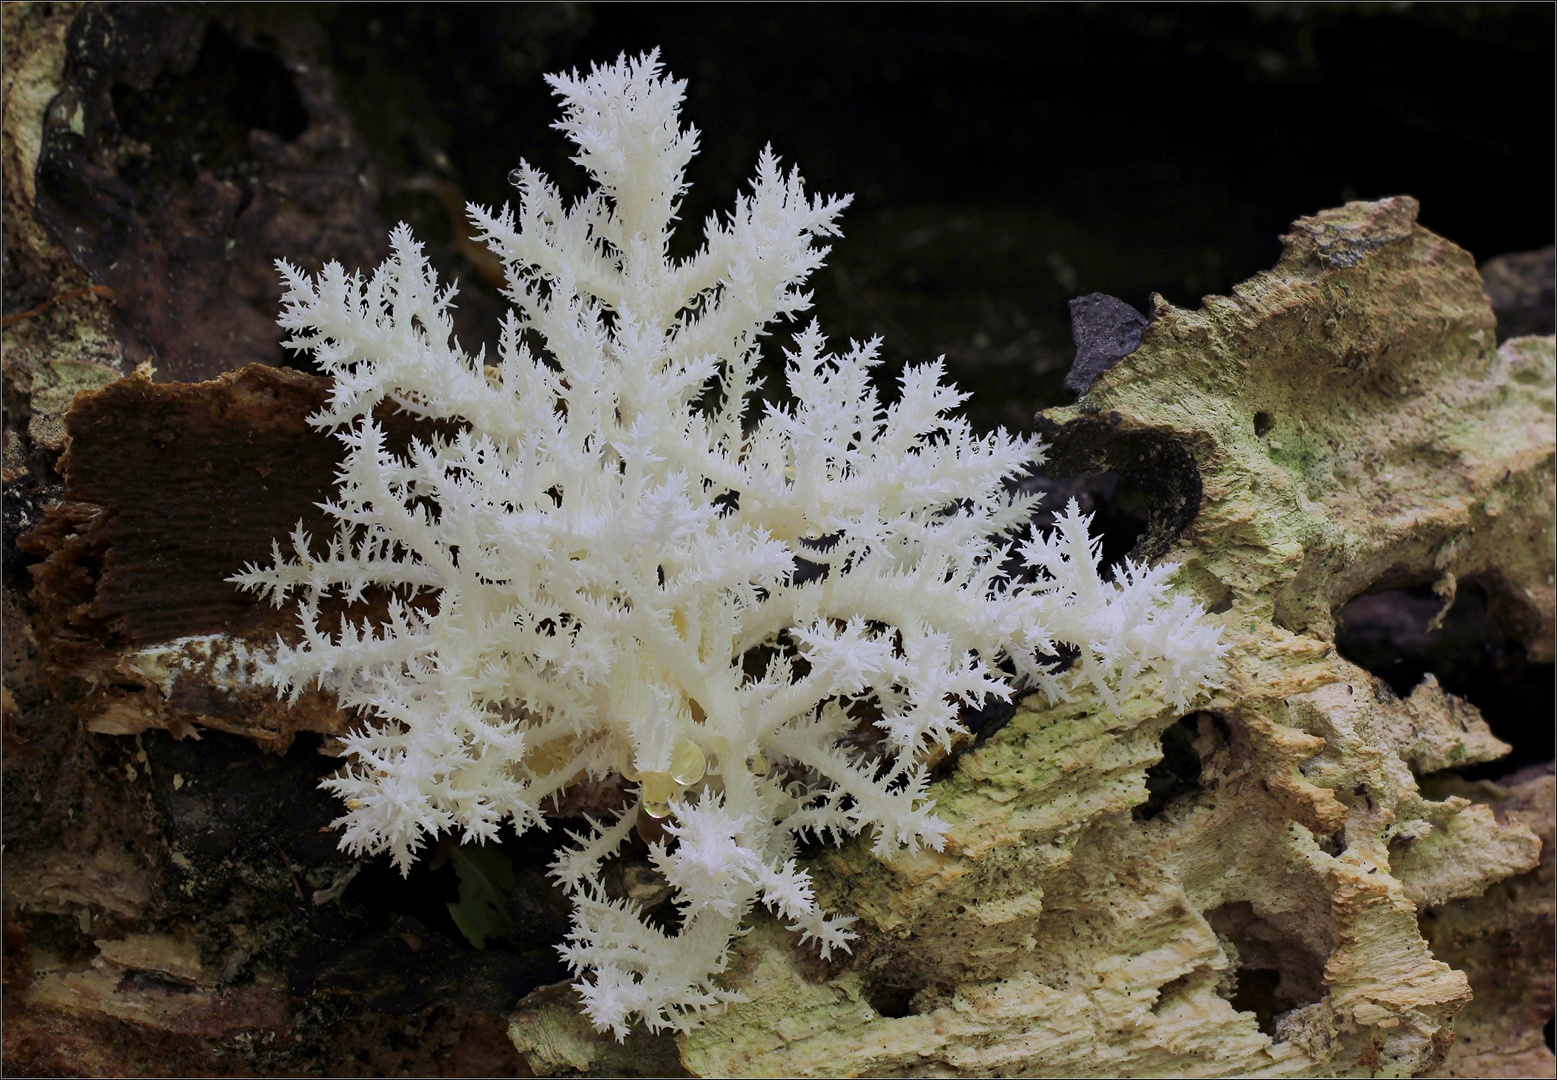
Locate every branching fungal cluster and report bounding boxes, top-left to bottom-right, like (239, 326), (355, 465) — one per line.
(233, 51), (1225, 1037)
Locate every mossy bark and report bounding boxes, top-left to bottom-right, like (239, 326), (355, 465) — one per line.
(512, 200), (1554, 1077)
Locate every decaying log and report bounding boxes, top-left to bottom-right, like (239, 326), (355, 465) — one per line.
(508, 199), (1556, 1077)
(3, 4), (1552, 1077)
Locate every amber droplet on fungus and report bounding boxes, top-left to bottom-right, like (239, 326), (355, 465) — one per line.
(670, 736), (706, 786)
(640, 770), (676, 818)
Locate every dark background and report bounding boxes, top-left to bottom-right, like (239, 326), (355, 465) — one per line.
(325, 2), (1555, 431)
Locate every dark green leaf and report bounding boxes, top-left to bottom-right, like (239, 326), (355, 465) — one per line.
(446, 842), (516, 949)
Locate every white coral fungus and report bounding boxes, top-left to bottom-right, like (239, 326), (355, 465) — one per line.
(232, 51), (1225, 1038)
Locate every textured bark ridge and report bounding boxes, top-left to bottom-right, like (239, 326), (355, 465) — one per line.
(510, 197), (1555, 1077)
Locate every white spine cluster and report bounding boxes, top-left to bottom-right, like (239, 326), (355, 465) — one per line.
(233, 51), (1225, 1037)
